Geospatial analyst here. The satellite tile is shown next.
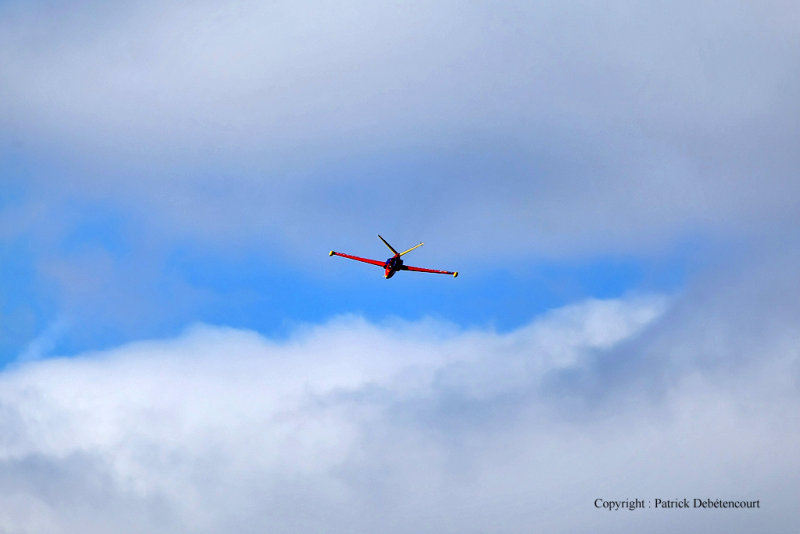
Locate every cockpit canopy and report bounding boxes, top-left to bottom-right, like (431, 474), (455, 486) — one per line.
(384, 257), (402, 269)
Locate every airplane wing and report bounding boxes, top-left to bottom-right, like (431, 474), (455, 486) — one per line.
(329, 251), (385, 267)
(401, 265), (459, 277)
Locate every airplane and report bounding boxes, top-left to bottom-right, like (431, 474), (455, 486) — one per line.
(329, 235), (458, 279)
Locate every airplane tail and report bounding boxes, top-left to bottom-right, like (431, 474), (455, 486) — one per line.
(378, 235), (423, 257)
(398, 242), (424, 256)
(378, 235), (398, 255)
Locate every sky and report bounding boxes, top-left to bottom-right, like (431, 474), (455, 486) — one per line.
(1, 1), (799, 532)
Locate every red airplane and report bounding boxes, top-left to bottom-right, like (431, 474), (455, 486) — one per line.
(329, 235), (458, 279)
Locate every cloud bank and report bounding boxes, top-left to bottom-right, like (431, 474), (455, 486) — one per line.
(1, 286), (797, 533)
(3, 1), (799, 259)
(2, 4), (799, 530)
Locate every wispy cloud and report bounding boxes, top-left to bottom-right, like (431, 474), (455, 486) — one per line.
(16, 318), (67, 362)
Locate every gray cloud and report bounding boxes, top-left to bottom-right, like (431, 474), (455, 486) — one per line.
(3, 1), (799, 261)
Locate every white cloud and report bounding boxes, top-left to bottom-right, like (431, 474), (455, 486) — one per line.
(1, 292), (797, 533)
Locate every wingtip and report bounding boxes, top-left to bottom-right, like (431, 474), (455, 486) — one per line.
(329, 250), (335, 256)
(453, 271), (459, 278)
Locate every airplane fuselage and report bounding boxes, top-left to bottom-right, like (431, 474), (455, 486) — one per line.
(383, 255), (403, 278)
